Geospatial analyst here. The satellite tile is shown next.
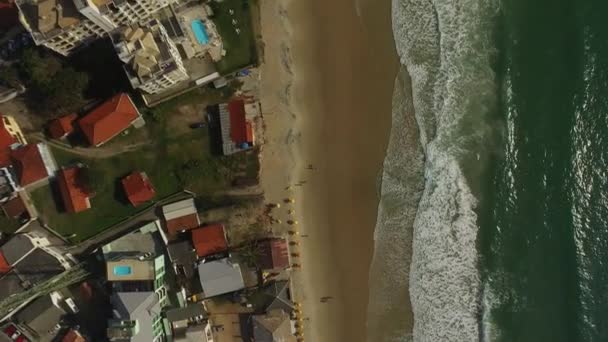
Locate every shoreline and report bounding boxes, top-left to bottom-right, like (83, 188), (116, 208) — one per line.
(258, 0), (400, 340)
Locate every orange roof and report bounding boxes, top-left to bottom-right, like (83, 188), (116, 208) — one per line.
(0, 251), (10, 274)
(192, 224), (228, 258)
(122, 171), (155, 207)
(166, 214), (200, 237)
(10, 144), (48, 186)
(57, 167), (91, 213)
(78, 93), (139, 146)
(62, 329), (86, 342)
(245, 121), (254, 143)
(48, 113), (78, 139)
(0, 114), (16, 167)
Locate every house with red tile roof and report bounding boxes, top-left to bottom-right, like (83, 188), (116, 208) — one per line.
(258, 238), (289, 270)
(210, 98), (256, 155)
(57, 167), (91, 213)
(78, 93), (144, 147)
(10, 143), (57, 188)
(122, 171), (155, 207)
(48, 113), (78, 140)
(191, 224), (228, 258)
(162, 198), (200, 238)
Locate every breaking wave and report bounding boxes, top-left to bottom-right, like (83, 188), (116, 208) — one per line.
(367, 0), (501, 341)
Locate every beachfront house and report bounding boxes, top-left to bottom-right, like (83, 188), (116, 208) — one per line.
(197, 258), (245, 298)
(207, 98), (257, 155)
(249, 309), (297, 342)
(257, 238), (289, 271)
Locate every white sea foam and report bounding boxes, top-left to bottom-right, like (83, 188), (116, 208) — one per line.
(371, 0), (500, 341)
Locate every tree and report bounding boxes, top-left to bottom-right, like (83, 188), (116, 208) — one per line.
(20, 48), (61, 87)
(78, 163), (106, 195)
(0, 66), (21, 89)
(44, 68), (89, 112)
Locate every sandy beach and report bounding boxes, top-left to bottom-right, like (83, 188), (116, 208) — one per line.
(258, 0), (399, 340)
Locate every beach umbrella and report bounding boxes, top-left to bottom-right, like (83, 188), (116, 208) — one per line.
(291, 253), (300, 257)
(288, 230), (299, 235)
(289, 241), (299, 246)
(288, 209), (295, 215)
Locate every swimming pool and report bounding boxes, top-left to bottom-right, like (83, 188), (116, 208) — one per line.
(191, 19), (209, 45)
(113, 265), (132, 276)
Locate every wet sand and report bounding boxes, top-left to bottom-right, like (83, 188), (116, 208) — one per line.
(258, 0), (398, 340)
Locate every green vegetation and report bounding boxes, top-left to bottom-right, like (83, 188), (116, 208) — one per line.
(210, 0), (257, 74)
(17, 49), (90, 116)
(31, 120), (259, 242)
(0, 213), (21, 235)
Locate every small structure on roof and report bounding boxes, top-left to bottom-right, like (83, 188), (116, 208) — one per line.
(258, 238), (289, 271)
(0, 114), (26, 167)
(162, 198), (200, 237)
(48, 113), (78, 140)
(57, 166), (92, 213)
(0, 167), (18, 201)
(191, 224), (228, 258)
(122, 171), (155, 207)
(208, 98), (256, 155)
(9, 143), (57, 188)
(197, 258), (245, 298)
(78, 93), (145, 147)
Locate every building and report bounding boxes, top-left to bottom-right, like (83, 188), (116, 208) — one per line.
(14, 291), (67, 341)
(48, 113), (78, 140)
(78, 93), (144, 146)
(112, 21), (188, 94)
(166, 240), (196, 279)
(0, 167), (19, 201)
(102, 222), (167, 301)
(255, 281), (294, 315)
(16, 0), (179, 56)
(0, 0), (19, 30)
(1, 191), (35, 223)
(57, 166), (91, 213)
(162, 198), (200, 237)
(107, 291), (165, 342)
(0, 114), (26, 167)
(165, 303), (210, 341)
(0, 232), (72, 318)
(209, 99), (256, 155)
(258, 238), (289, 271)
(251, 309), (296, 342)
(121, 171), (155, 207)
(197, 258), (244, 298)
(191, 224), (227, 259)
(9, 143), (57, 189)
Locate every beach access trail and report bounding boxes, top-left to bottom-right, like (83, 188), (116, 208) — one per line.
(258, 0), (398, 340)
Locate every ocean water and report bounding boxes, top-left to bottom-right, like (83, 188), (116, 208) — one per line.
(372, 0), (608, 341)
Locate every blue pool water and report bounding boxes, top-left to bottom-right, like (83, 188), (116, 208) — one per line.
(191, 20), (209, 45)
(113, 265), (132, 276)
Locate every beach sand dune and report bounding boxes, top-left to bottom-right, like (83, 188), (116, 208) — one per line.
(259, 0), (399, 340)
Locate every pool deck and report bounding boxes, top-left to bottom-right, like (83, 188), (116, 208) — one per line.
(173, 3), (223, 62)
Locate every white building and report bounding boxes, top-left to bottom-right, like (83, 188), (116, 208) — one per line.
(16, 0), (178, 56)
(112, 21), (189, 94)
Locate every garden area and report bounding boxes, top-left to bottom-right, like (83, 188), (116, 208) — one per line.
(210, 0), (258, 74)
(30, 106), (259, 242)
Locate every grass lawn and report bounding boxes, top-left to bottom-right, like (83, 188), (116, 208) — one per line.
(31, 121), (259, 243)
(210, 0), (257, 74)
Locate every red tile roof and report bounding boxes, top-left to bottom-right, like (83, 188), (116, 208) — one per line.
(192, 224), (228, 258)
(259, 238), (289, 269)
(2, 195), (27, 219)
(122, 171), (155, 207)
(0, 251), (10, 274)
(48, 113), (78, 139)
(57, 167), (91, 213)
(0, 114), (16, 167)
(166, 214), (200, 237)
(10, 144), (48, 186)
(62, 329), (86, 342)
(228, 99), (249, 144)
(79, 93), (139, 146)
